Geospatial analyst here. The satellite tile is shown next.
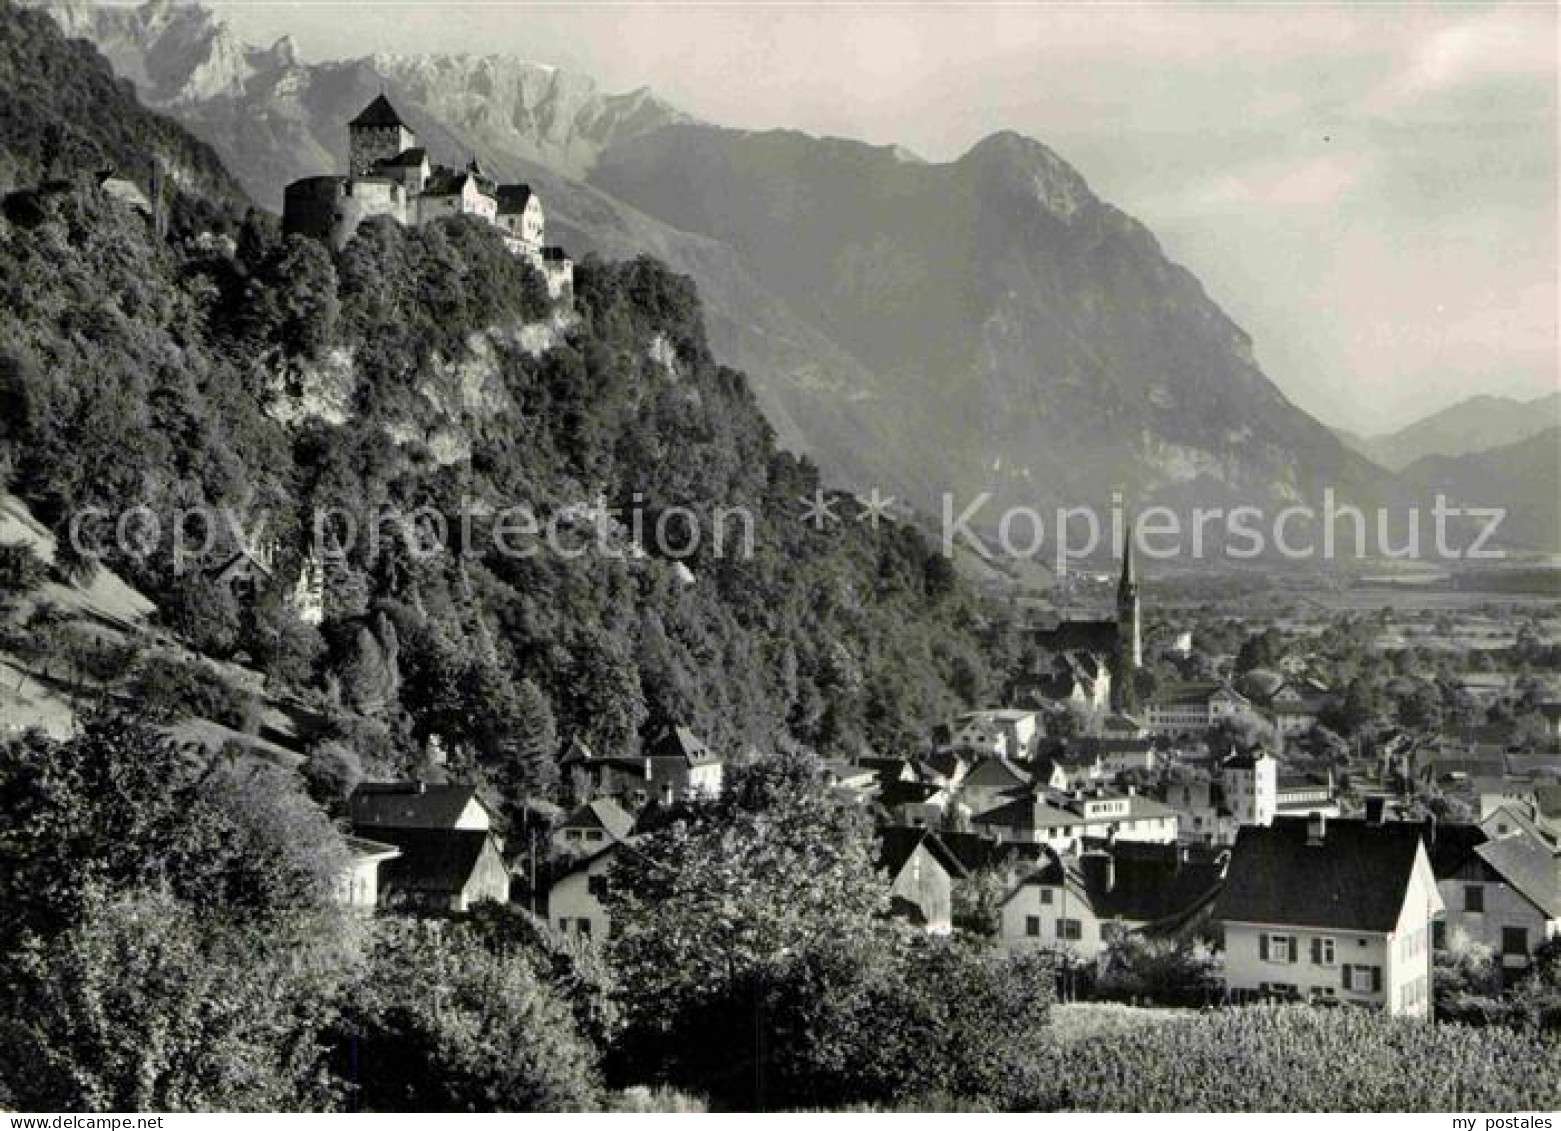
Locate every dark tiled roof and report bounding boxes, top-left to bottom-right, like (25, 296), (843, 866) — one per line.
(645, 725), (719, 766)
(1071, 844), (1226, 926)
(1423, 822), (1489, 876)
(960, 756), (1031, 790)
(876, 827), (968, 881)
(360, 826), (503, 894)
(350, 94), (406, 128)
(348, 782), (484, 829)
(879, 778), (941, 807)
(1215, 818), (1426, 933)
(1034, 618), (1118, 656)
(496, 183), (536, 214)
(559, 798), (635, 842)
(1476, 834), (1561, 917)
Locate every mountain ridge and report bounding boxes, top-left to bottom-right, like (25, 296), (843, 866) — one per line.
(1338, 391), (1561, 472)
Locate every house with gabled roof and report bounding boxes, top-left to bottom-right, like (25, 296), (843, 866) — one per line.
(349, 781), (492, 830)
(972, 787), (1178, 853)
(999, 840), (1227, 959)
(957, 755), (1033, 815)
(876, 827), (968, 932)
(552, 797), (635, 857)
(337, 835), (402, 912)
(1215, 815), (1442, 1015)
(547, 839), (626, 943)
(359, 826), (511, 913)
(348, 781), (493, 831)
(1431, 822), (1561, 978)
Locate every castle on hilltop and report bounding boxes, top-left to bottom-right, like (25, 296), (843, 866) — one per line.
(283, 94), (573, 302)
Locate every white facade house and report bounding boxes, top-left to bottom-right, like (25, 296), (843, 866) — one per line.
(1221, 752), (1277, 828)
(548, 842), (621, 943)
(973, 788), (1179, 854)
(1216, 816), (1443, 1016)
(947, 709), (1042, 761)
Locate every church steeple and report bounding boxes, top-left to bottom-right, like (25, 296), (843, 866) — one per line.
(1116, 528), (1142, 674)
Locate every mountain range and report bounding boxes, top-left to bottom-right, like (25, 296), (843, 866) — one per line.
(1337, 391), (1561, 473)
(34, 0), (1553, 553)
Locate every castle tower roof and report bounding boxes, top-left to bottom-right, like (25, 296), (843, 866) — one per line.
(350, 94), (406, 129)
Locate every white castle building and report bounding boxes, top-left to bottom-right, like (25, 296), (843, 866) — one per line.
(283, 94), (573, 301)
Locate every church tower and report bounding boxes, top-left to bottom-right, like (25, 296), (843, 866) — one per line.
(1112, 534), (1142, 711)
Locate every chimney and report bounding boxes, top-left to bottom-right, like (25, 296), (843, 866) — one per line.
(1365, 796), (1385, 825)
(1307, 812), (1327, 846)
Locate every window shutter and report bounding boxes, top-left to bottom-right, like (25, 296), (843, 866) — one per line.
(1260, 934), (1270, 961)
(1372, 967), (1383, 994)
(1311, 938), (1321, 965)
(1341, 965), (1352, 991)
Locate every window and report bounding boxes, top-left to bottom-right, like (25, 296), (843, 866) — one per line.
(1311, 937), (1335, 966)
(1025, 915), (1041, 938)
(1040, 889), (1055, 906)
(1343, 964), (1381, 994)
(1262, 933), (1296, 963)
(587, 875), (609, 899)
(1433, 921), (1447, 949)
(577, 918), (593, 938)
(1502, 927), (1529, 957)
(1464, 885), (1485, 913)
(1056, 918), (1082, 941)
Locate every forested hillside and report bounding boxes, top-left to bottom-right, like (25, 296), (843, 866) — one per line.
(0, 0), (247, 213)
(0, 173), (1013, 808)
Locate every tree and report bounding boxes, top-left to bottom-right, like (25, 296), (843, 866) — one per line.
(0, 889), (356, 1111)
(0, 715), (346, 944)
(339, 920), (601, 1112)
(0, 539), (45, 611)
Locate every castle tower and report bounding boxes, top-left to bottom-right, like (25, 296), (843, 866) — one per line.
(348, 94), (417, 177)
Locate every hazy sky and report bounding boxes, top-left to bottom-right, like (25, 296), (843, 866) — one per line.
(209, 1), (1558, 435)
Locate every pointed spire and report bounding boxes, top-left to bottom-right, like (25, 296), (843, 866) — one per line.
(1118, 518), (1136, 595)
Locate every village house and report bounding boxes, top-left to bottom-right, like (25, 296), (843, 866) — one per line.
(972, 786), (1179, 853)
(551, 797), (635, 857)
(1275, 771), (1339, 819)
(945, 709), (1042, 761)
(560, 725), (725, 806)
(877, 827), (968, 932)
(548, 840), (623, 942)
(360, 826), (511, 913)
(1430, 822), (1561, 979)
(348, 781), (494, 831)
(1215, 815), (1442, 1015)
(1142, 683), (1253, 735)
(1221, 750), (1277, 828)
(1158, 770), (1233, 845)
(335, 834), (402, 912)
(998, 840), (1227, 960)
(957, 755), (1034, 816)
